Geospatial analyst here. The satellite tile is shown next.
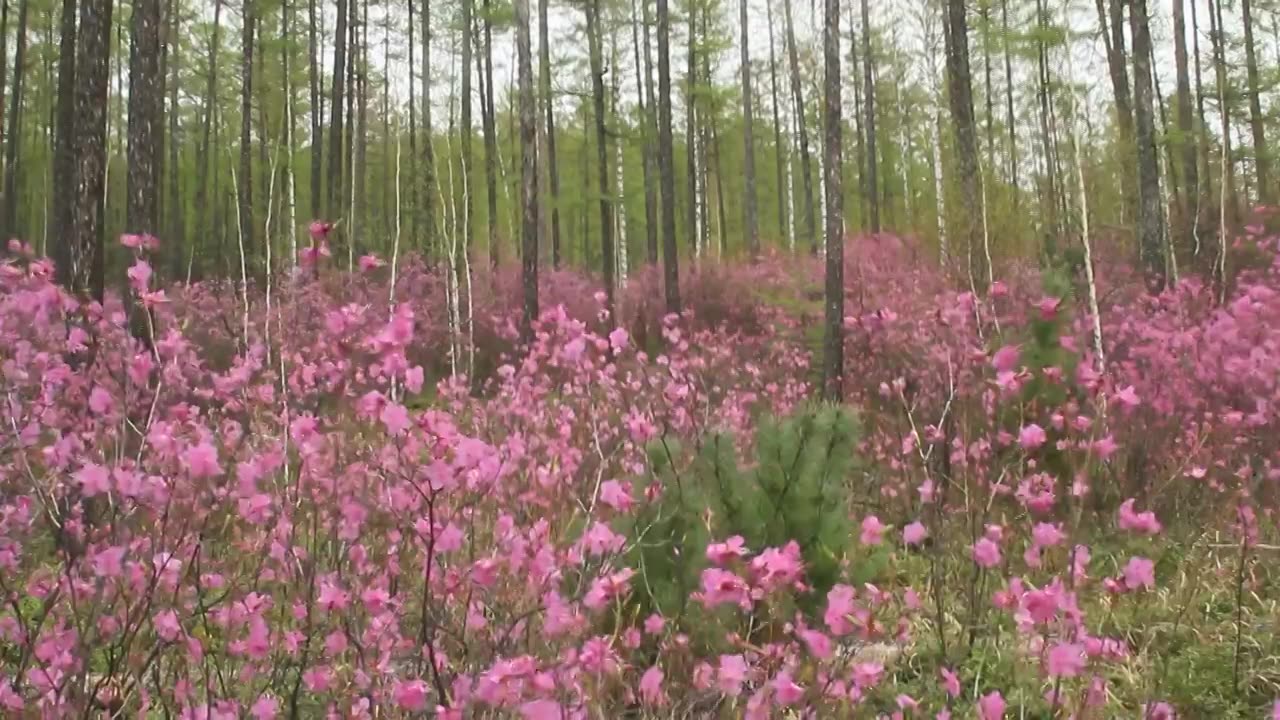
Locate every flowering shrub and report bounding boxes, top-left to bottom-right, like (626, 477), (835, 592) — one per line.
(0, 230), (1278, 718)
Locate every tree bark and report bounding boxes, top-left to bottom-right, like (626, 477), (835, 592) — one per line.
(945, 0), (984, 286)
(1241, 0), (1269, 203)
(126, 0), (161, 238)
(586, 0), (615, 313)
(69, 0), (112, 301)
(1172, 0), (1197, 245)
(631, 0), (658, 265)
(327, 0), (348, 218)
(1130, 0), (1165, 286)
(239, 0), (254, 267)
(739, 0), (758, 255)
(657, 0), (680, 312)
(482, 0), (499, 266)
(50, 0), (76, 281)
(783, 0), (816, 253)
(859, 0), (877, 232)
(1, 0), (28, 242)
(766, 0), (787, 242)
(307, 0), (322, 219)
(167, 0), (183, 274)
(538, 0), (561, 268)
(517, 0), (537, 341)
(1000, 0), (1017, 196)
(195, 0), (222, 277)
(821, 0), (843, 400)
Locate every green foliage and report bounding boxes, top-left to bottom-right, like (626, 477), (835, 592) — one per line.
(619, 403), (864, 635)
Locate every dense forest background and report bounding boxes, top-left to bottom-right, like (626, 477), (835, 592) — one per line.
(0, 0), (1269, 298)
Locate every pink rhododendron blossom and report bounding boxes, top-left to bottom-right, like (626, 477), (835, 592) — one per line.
(1123, 556), (1156, 590)
(903, 521), (928, 545)
(1018, 423), (1047, 450)
(972, 538), (1002, 568)
(860, 515), (887, 545)
(978, 691), (1007, 719)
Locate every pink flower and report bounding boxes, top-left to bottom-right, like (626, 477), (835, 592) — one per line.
(903, 521), (928, 546)
(706, 536), (749, 565)
(599, 480), (633, 512)
(860, 515), (887, 545)
(380, 403), (411, 436)
(978, 691), (1006, 720)
(1018, 423), (1047, 450)
(1046, 642), (1086, 678)
(1036, 296), (1061, 319)
(1032, 522), (1065, 548)
(358, 254), (385, 271)
(698, 568), (753, 610)
(609, 327), (630, 351)
(825, 584), (857, 635)
(851, 662), (884, 689)
(1118, 499), (1162, 535)
(392, 680), (428, 711)
(1144, 702), (1176, 720)
(88, 386), (114, 414)
(250, 695), (279, 720)
(75, 463), (112, 497)
(92, 546), (127, 578)
(972, 538), (1002, 568)
(772, 669), (805, 705)
(1122, 556), (1155, 590)
(939, 668), (960, 698)
(644, 614), (665, 635)
(127, 259), (153, 292)
(718, 654), (748, 696)
(1114, 385), (1141, 409)
(308, 221), (333, 239)
(992, 345), (1020, 372)
(154, 609), (182, 642)
(639, 666), (666, 705)
(798, 626), (832, 659)
(519, 700), (563, 720)
(405, 365), (425, 393)
(182, 442), (222, 479)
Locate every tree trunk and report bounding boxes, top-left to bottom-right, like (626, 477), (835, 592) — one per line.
(783, 0), (816, 253)
(307, 0), (321, 219)
(586, 0), (615, 313)
(195, 0), (221, 277)
(1209, 0), (1236, 223)
(69, 0), (112, 301)
(631, 0), (658, 265)
(1241, 0), (1269, 203)
(327, 0), (348, 218)
(1000, 0), (1017, 196)
(945, 0), (984, 287)
(860, 0), (877, 232)
(238, 0), (254, 268)
(821, 0), (843, 400)
(538, 0), (561, 268)
(1172, 0), (1197, 246)
(167, 0), (183, 274)
(685, 0), (699, 256)
(50, 0), (76, 282)
(766, 0), (787, 242)
(482, 0), (498, 267)
(517, 0), (537, 341)
(1, 0), (28, 242)
(739, 0), (758, 255)
(422, 0), (436, 260)
(656, 0), (680, 311)
(126, 0), (160, 238)
(1035, 0), (1058, 252)
(1130, 0), (1164, 287)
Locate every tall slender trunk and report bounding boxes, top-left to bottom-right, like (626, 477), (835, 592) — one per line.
(1209, 0), (1236, 223)
(586, 0), (614, 312)
(1241, 0), (1269, 203)
(946, 0), (984, 287)
(999, 0), (1017, 196)
(422, 0), (436, 259)
(50, 0), (76, 282)
(685, 0), (699, 256)
(167, 0), (183, 274)
(739, 0), (758, 255)
(327, 0), (348, 218)
(516, 0), (537, 341)
(657, 0), (680, 311)
(1131, 0), (1164, 286)
(860, 0), (877, 232)
(538, 0), (560, 268)
(1172, 0), (1197, 245)
(783, 0), (816, 253)
(126, 0), (160, 240)
(239, 0), (254, 266)
(821, 0), (843, 399)
(766, 0), (787, 242)
(307, 0), (321, 219)
(980, 0), (993, 172)
(1, 0), (29, 241)
(631, 0), (658, 265)
(70, 0), (113, 301)
(195, 0), (221, 277)
(482, 0), (498, 266)
(1035, 0), (1058, 252)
